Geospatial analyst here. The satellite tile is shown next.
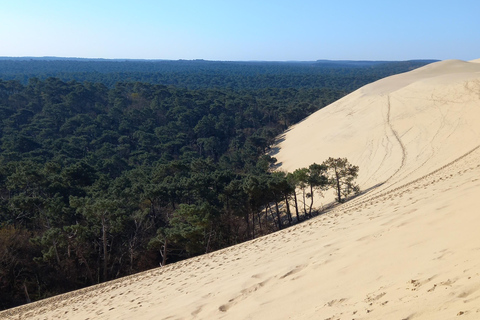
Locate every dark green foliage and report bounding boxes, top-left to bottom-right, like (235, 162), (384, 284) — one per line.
(1, 77), (340, 308)
(0, 57), (419, 310)
(306, 163), (330, 215)
(323, 157), (360, 203)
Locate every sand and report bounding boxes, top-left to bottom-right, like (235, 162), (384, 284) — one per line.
(2, 59), (480, 319)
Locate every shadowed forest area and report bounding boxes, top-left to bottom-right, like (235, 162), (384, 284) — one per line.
(0, 59), (435, 309)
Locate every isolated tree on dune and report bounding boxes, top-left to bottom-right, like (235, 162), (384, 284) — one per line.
(267, 174), (287, 230)
(323, 157), (360, 203)
(286, 172), (301, 222)
(292, 168), (309, 218)
(289, 165), (329, 218)
(306, 163), (329, 215)
(269, 171), (294, 226)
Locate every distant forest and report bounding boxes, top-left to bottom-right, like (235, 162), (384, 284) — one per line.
(0, 58), (437, 90)
(0, 58), (436, 309)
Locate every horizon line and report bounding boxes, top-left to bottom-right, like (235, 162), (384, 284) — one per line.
(0, 56), (441, 63)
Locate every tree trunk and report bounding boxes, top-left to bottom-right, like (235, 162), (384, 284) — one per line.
(257, 210), (263, 234)
(335, 169), (342, 203)
(267, 203), (277, 229)
(293, 191), (300, 222)
(101, 214), (108, 282)
(302, 189), (308, 218)
(160, 238), (168, 266)
(150, 199), (156, 221)
(53, 240), (61, 266)
(284, 194), (292, 225)
(68, 234), (95, 284)
(275, 201), (282, 230)
(23, 282), (31, 304)
(244, 213), (250, 239)
(251, 210), (255, 239)
(308, 185), (314, 217)
(78, 248), (95, 284)
(205, 226), (213, 253)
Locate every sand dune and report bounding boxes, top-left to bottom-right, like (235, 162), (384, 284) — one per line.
(2, 59), (480, 319)
(275, 59), (480, 204)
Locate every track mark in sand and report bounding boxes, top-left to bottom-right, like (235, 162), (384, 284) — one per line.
(400, 91), (450, 185)
(339, 95), (408, 210)
(279, 264), (306, 279)
(218, 279), (270, 312)
(338, 143), (480, 218)
(364, 289), (388, 310)
(407, 276), (438, 292)
(325, 298), (347, 307)
(363, 103), (391, 187)
(383, 95), (407, 184)
(191, 305), (203, 317)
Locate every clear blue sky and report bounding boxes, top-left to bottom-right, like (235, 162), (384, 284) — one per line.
(1, 0), (479, 61)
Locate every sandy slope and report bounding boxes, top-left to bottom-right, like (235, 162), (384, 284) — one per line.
(2, 59), (480, 320)
(274, 59), (480, 202)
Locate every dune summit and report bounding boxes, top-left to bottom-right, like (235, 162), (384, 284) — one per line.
(276, 59), (480, 201)
(2, 59), (480, 319)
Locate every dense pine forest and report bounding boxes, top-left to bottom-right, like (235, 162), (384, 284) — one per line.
(0, 59), (436, 309)
(0, 58), (437, 89)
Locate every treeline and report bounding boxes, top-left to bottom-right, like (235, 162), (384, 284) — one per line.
(0, 57), (434, 309)
(0, 59), (437, 90)
(0, 77), (355, 309)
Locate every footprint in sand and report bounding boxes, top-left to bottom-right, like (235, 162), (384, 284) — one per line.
(279, 264), (307, 279)
(218, 279), (271, 312)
